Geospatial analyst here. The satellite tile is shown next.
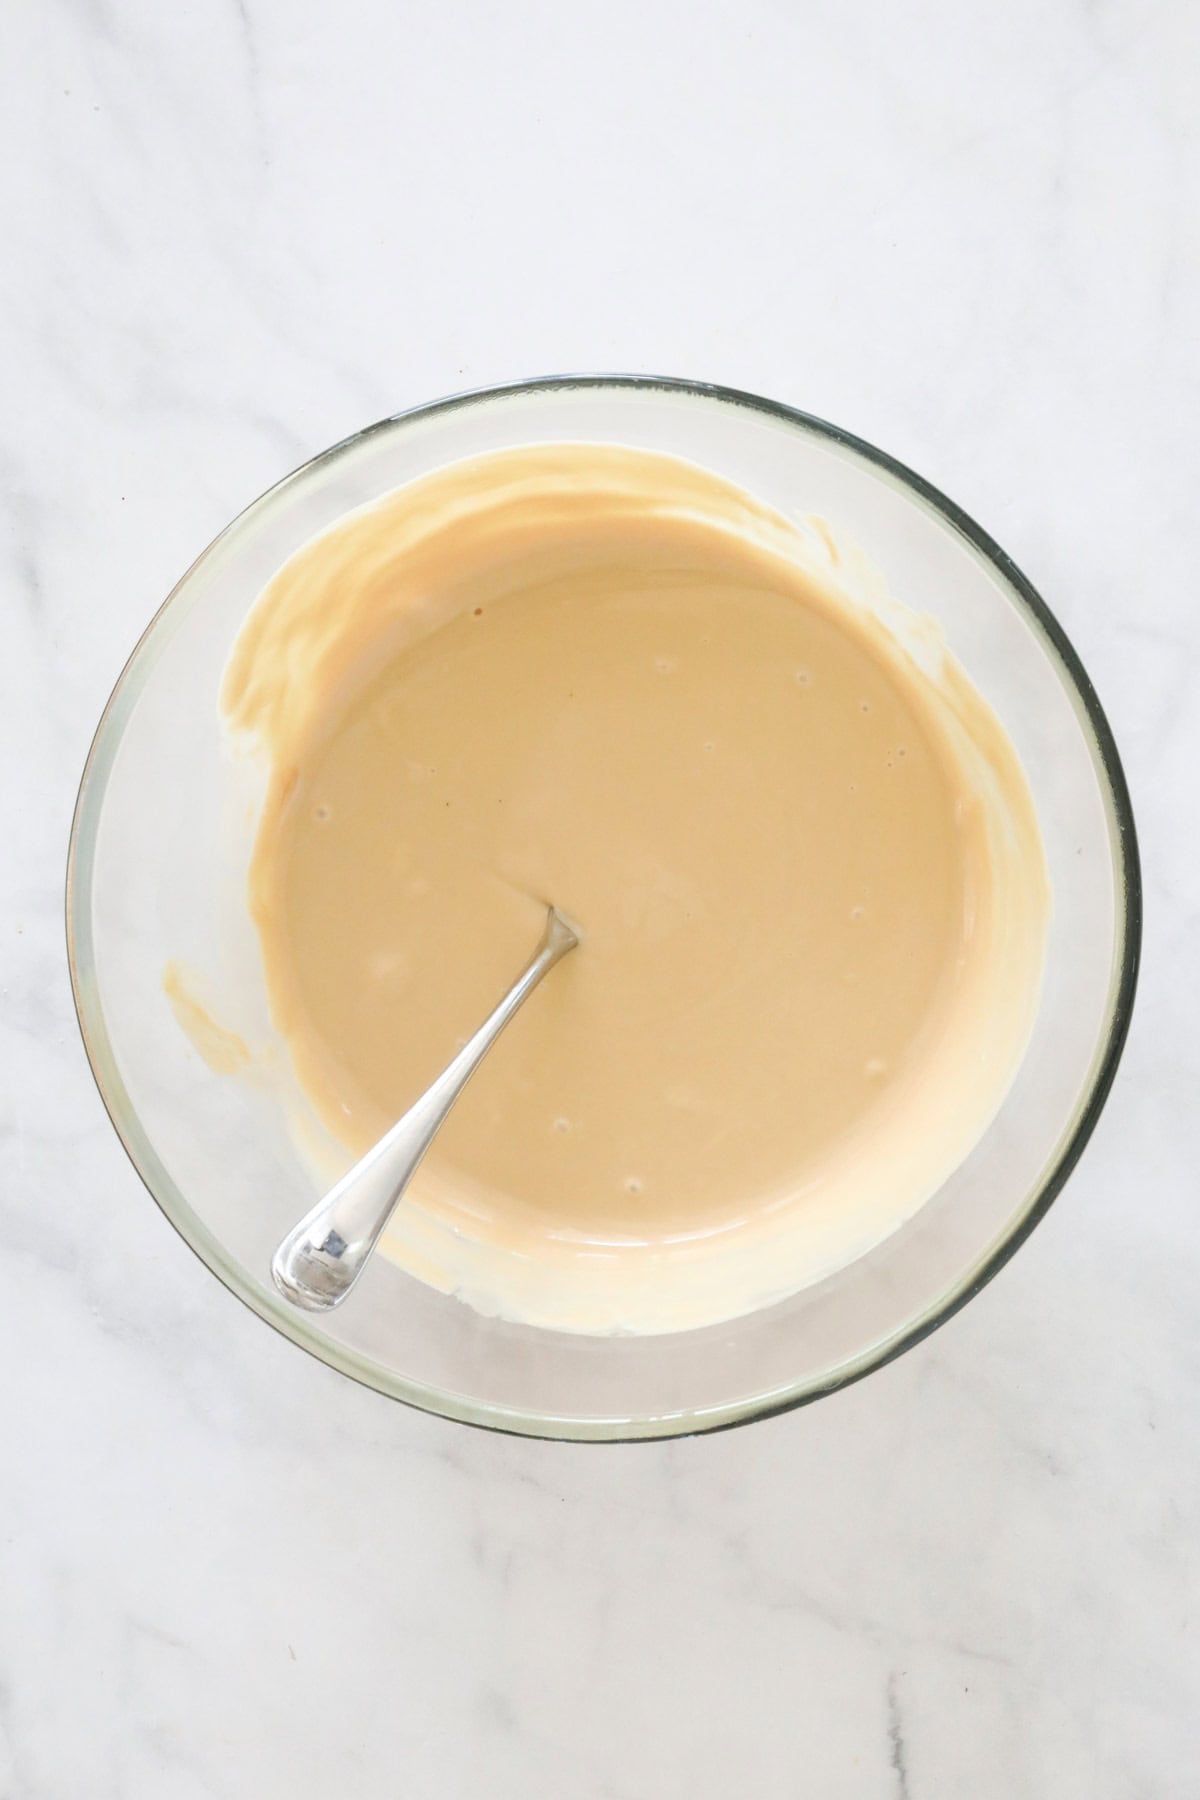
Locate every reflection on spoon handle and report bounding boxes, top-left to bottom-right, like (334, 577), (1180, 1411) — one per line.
(271, 906), (579, 1312)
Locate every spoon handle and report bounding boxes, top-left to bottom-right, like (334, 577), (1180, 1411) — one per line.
(271, 906), (578, 1312)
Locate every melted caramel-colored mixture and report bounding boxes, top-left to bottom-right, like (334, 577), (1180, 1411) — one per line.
(222, 446), (1047, 1331)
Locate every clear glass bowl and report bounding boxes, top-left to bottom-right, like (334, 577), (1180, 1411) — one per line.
(67, 377), (1141, 1440)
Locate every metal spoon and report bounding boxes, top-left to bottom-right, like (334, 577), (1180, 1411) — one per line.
(271, 905), (579, 1312)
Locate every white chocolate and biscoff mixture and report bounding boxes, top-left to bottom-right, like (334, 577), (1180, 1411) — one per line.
(221, 444), (1048, 1333)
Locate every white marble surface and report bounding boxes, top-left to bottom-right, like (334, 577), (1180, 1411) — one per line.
(2, 1), (1197, 1793)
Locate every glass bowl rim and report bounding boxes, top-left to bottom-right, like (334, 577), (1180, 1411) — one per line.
(65, 373), (1143, 1442)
